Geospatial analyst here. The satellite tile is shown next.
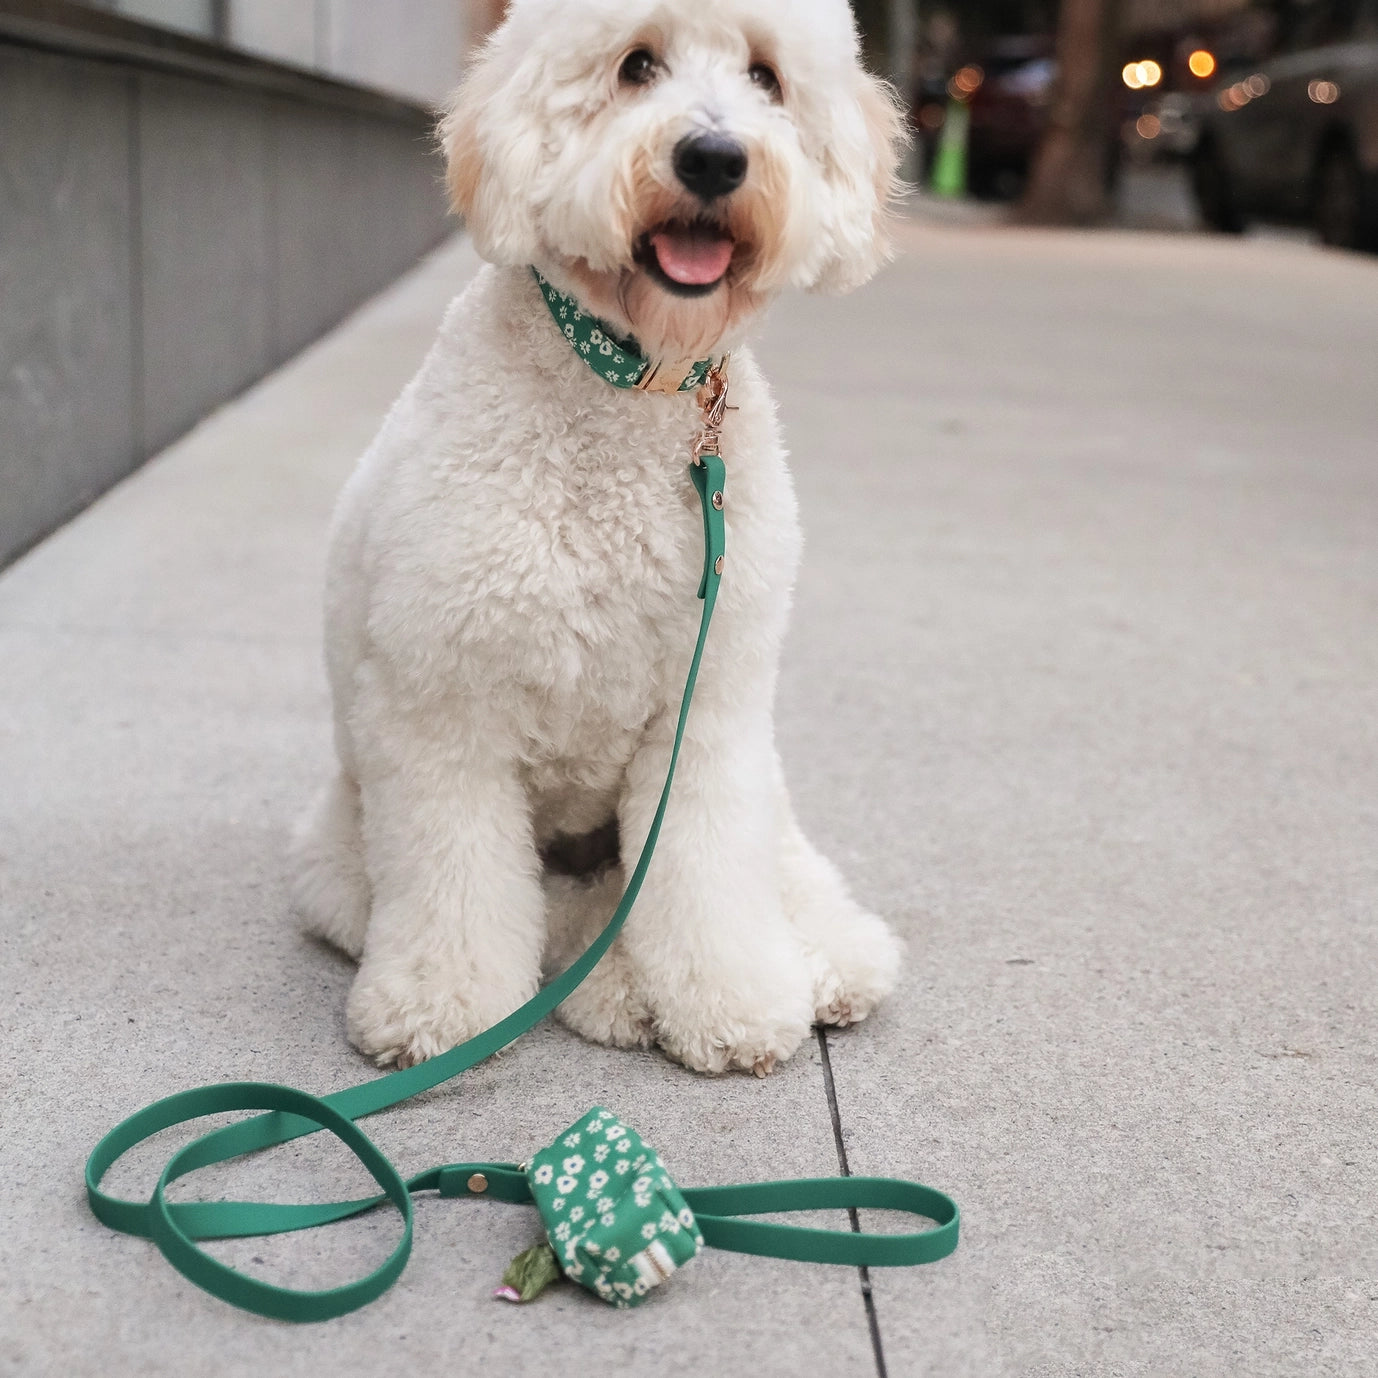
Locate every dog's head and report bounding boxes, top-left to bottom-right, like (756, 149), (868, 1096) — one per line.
(440, 0), (907, 362)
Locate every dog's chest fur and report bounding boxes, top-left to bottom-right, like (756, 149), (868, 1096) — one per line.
(331, 266), (794, 842)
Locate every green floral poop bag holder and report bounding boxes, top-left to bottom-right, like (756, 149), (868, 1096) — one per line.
(84, 304), (959, 1322)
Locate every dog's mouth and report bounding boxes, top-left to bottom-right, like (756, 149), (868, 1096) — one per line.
(634, 219), (736, 297)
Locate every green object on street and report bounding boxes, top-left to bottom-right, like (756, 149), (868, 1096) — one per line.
(932, 100), (970, 199)
(82, 285), (961, 1322)
(528, 1108), (705, 1308)
(498, 1243), (563, 1303)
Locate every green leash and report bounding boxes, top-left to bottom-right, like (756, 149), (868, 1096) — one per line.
(85, 354), (959, 1323)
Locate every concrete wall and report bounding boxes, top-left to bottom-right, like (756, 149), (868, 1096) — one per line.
(0, 14), (453, 568)
(88, 0), (471, 105)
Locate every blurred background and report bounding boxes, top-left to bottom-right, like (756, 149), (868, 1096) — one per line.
(2, 0), (1376, 569)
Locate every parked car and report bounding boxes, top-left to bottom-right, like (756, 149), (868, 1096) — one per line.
(963, 37), (1058, 199)
(1192, 0), (1378, 248)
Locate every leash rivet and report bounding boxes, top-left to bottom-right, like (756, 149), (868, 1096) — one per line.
(712, 491), (723, 510)
(714, 556), (724, 575)
(468, 1173), (489, 1194)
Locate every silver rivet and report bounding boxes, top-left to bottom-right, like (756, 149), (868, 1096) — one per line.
(468, 1172), (488, 1193)
(714, 556), (724, 575)
(712, 491), (724, 510)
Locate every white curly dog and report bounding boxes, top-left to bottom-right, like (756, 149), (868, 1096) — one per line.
(292, 0), (906, 1076)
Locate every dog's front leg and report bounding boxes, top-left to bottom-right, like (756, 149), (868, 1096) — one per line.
(345, 670), (544, 1069)
(617, 693), (814, 1076)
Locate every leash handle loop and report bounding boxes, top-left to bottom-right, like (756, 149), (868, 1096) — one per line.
(685, 1178), (959, 1267)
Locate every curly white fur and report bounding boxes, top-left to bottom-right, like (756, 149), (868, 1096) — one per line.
(291, 0), (906, 1075)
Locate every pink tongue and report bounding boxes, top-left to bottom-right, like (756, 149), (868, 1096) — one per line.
(651, 229), (734, 286)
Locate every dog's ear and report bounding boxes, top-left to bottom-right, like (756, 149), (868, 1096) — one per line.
(809, 70), (909, 295)
(438, 36), (542, 265)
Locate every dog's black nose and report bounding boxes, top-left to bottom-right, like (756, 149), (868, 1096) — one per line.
(673, 132), (748, 200)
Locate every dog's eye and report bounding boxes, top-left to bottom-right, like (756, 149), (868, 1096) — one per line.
(748, 63), (781, 100)
(619, 48), (659, 87)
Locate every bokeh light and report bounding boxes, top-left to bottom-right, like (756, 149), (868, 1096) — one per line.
(1122, 60), (1163, 91)
(1188, 49), (1216, 79)
(950, 64), (984, 98)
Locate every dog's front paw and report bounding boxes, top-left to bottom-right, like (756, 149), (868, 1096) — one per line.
(651, 946), (814, 1077)
(557, 972), (656, 1050)
(656, 1002), (812, 1077)
(346, 962), (534, 1069)
(803, 904), (903, 1029)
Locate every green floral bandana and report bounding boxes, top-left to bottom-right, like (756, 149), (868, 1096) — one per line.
(532, 269), (718, 393)
(526, 1106), (704, 1308)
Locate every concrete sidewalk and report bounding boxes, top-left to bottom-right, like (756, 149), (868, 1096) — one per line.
(3, 224), (1376, 1377)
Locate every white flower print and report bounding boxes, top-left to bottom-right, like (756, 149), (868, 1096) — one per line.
(614, 1159), (632, 1175)
(563, 1133), (581, 1148)
(660, 1210), (679, 1233)
(604, 1247), (620, 1263)
(557, 1175), (577, 1195)
(604, 1125), (625, 1140)
(618, 1139), (632, 1153)
(533, 1164), (554, 1185)
(598, 1197), (614, 1214)
(554, 1221), (571, 1242)
(552, 1198), (565, 1211)
(634, 1194), (651, 1210)
(562, 1155), (585, 1175)
(633, 1176), (652, 1192)
(586, 1117), (605, 1132)
(585, 1240), (600, 1255)
(615, 1282), (633, 1299)
(589, 328), (604, 344)
(599, 341), (613, 355)
(593, 1143), (610, 1162)
(633, 1277), (650, 1296)
(569, 1206), (584, 1223)
(566, 1262), (583, 1279)
(641, 1222), (658, 1240)
(601, 1213), (616, 1227)
(588, 1170), (609, 1193)
(678, 1208), (694, 1229)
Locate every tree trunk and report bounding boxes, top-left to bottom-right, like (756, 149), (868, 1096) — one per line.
(1016, 0), (1124, 225)
(467, 0), (509, 51)
(850, 0), (892, 75)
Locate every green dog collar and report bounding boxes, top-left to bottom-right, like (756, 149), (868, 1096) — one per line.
(533, 268), (719, 394)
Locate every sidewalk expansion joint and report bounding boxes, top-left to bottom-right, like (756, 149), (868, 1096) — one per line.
(816, 1025), (888, 1378)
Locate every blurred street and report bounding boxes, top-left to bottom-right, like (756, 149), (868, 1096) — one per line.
(916, 160), (1321, 243)
(3, 217), (1376, 1376)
